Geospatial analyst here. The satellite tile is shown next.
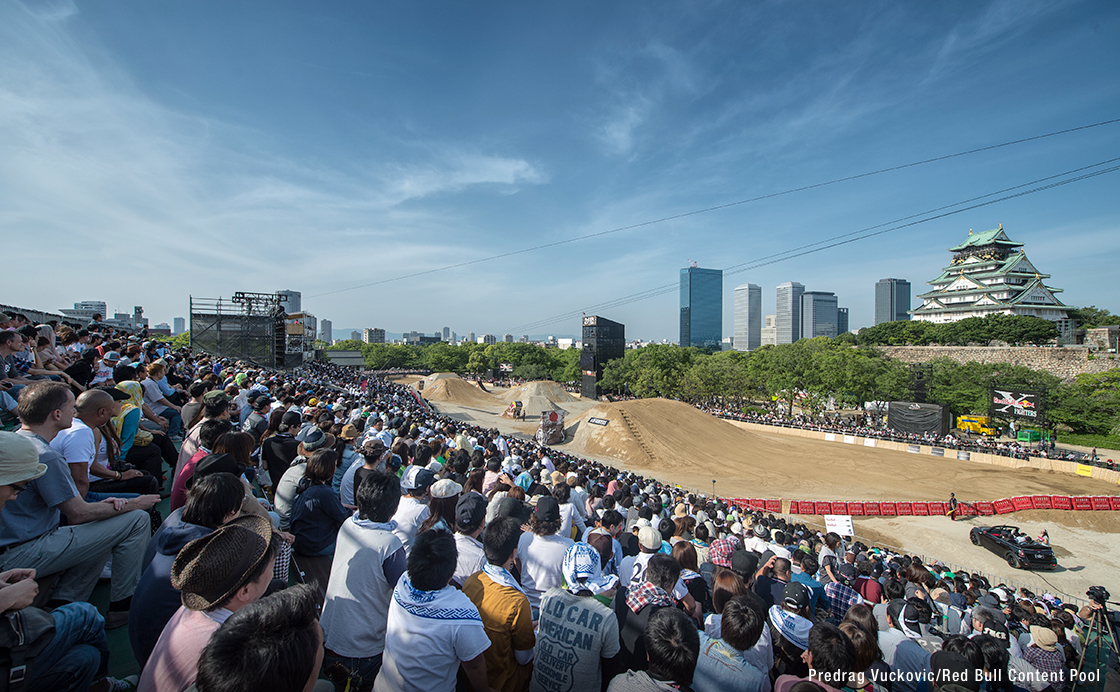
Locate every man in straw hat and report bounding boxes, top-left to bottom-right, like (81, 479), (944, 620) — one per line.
(138, 514), (280, 692)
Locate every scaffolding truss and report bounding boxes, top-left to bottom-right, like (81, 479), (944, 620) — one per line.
(189, 292), (290, 368)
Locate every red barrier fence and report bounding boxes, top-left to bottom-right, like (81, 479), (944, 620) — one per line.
(776, 494), (1118, 517)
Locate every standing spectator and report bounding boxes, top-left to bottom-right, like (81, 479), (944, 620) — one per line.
(375, 530), (492, 692)
(615, 553), (680, 674)
(453, 493), (488, 586)
(531, 541), (620, 692)
(607, 608), (700, 692)
(289, 449), (350, 557)
(517, 496), (574, 617)
(693, 594), (769, 692)
(261, 410), (301, 491)
(391, 465), (435, 553)
(825, 563), (864, 625)
(320, 470), (406, 691)
(464, 516), (537, 692)
(774, 622), (857, 692)
(791, 553), (829, 620)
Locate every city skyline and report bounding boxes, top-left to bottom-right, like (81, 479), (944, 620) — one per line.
(3, 2), (1118, 340)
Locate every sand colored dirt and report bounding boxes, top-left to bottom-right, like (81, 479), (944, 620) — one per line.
(500, 381), (578, 403)
(419, 377), (502, 408)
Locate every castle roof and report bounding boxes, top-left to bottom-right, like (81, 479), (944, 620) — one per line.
(948, 225), (1024, 252)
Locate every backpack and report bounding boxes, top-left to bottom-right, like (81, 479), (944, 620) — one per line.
(0, 608), (55, 692)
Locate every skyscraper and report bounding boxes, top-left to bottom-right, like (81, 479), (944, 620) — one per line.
(319, 320), (332, 343)
(442, 327), (451, 341)
(679, 266), (723, 348)
(277, 290), (301, 314)
(875, 278), (911, 325)
(733, 283), (762, 351)
(801, 291), (838, 339)
(172, 317), (185, 335)
(775, 282), (805, 344)
(837, 307), (849, 335)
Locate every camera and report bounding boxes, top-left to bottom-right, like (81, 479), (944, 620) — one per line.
(1087, 585), (1110, 605)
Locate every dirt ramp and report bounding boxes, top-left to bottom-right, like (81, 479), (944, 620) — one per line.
(501, 381), (577, 403)
(421, 378), (502, 408)
(567, 399), (794, 478)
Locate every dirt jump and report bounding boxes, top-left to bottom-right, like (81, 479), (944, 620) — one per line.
(419, 376), (502, 409)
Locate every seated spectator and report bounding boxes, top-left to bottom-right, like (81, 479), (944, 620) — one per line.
(791, 553), (829, 620)
(138, 514), (279, 692)
(607, 608), (700, 692)
(193, 583), (332, 692)
(879, 600), (933, 692)
(275, 428), (335, 530)
(139, 361), (182, 439)
(1022, 624), (1064, 689)
(755, 555), (793, 609)
(693, 594), (769, 692)
(517, 496), (574, 617)
(929, 650), (982, 692)
(261, 410), (302, 491)
(531, 540), (619, 692)
(0, 430), (137, 692)
(774, 622), (856, 692)
(289, 448), (350, 557)
(374, 530), (492, 692)
(179, 380), (209, 432)
(174, 390), (231, 482)
(825, 563), (863, 625)
(169, 420), (235, 511)
(113, 371), (179, 481)
(771, 581), (815, 680)
(129, 471), (244, 667)
(453, 493), (488, 586)
(0, 382), (158, 629)
(320, 470), (405, 691)
(463, 516), (537, 692)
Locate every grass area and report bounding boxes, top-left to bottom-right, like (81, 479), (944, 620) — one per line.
(1058, 433), (1120, 452)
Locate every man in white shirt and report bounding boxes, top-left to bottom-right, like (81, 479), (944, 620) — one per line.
(391, 466), (434, 554)
(452, 494), (487, 587)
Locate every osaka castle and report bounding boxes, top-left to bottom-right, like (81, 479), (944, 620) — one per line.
(911, 225), (1069, 325)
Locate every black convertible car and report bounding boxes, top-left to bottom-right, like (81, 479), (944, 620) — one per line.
(970, 525), (1057, 570)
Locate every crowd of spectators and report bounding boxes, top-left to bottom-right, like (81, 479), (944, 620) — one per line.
(0, 319), (1114, 692)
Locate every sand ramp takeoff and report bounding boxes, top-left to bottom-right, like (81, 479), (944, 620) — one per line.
(420, 377), (502, 408)
(567, 398), (791, 473)
(500, 381), (578, 403)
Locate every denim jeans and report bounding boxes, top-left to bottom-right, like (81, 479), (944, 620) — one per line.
(26, 602), (107, 692)
(322, 652), (382, 692)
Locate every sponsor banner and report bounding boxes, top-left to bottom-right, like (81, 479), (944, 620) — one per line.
(863, 502), (880, 516)
(824, 433), (836, 442)
(831, 502), (848, 515)
(896, 502), (913, 516)
(766, 500), (782, 514)
(912, 502), (930, 516)
(788, 501), (802, 514)
(1111, 497), (1120, 511)
(957, 451), (970, 461)
(864, 438), (876, 447)
(1012, 496), (1034, 511)
(1091, 496), (1112, 511)
(1076, 464), (1094, 477)
(879, 502), (897, 516)
(1071, 496), (1093, 511)
(975, 501), (995, 516)
(588, 417), (610, 426)
(847, 502), (865, 516)
(907, 445), (921, 453)
(825, 515), (854, 535)
(991, 387), (1043, 421)
(751, 499), (768, 511)
(1031, 495), (1053, 510)
(930, 447), (945, 457)
(1051, 495), (1072, 510)
(993, 498), (1015, 514)
(927, 501), (946, 516)
(843, 435), (856, 444)
(814, 501), (832, 515)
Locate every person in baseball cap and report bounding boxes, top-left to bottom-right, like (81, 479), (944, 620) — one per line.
(141, 514), (279, 692)
(392, 466), (437, 553)
(0, 431), (47, 511)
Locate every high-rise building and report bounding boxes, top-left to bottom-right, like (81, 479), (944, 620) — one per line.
(503, 334), (513, 343)
(733, 283), (762, 352)
(350, 331), (361, 342)
(467, 332), (476, 343)
(761, 315), (777, 346)
(363, 328), (385, 344)
(482, 334), (497, 345)
(172, 317), (185, 335)
(801, 291), (838, 339)
(679, 266), (723, 348)
(277, 290), (301, 314)
(451, 332), (457, 344)
(581, 316), (625, 399)
(319, 320), (332, 343)
(875, 278), (911, 325)
(442, 327), (451, 341)
(775, 282), (805, 344)
(837, 307), (849, 335)
(59, 300), (107, 323)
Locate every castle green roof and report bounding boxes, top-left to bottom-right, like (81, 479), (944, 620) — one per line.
(947, 225), (1024, 252)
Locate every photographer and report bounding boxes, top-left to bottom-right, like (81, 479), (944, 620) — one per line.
(1083, 589), (1120, 692)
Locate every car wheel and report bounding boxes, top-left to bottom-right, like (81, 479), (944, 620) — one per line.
(970, 531), (980, 545)
(1005, 553), (1020, 569)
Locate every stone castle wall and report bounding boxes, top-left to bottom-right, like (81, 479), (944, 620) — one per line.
(876, 346), (1119, 380)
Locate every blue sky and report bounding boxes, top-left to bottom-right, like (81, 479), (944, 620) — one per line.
(2, 0), (1118, 340)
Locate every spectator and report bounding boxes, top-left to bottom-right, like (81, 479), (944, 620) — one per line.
(140, 361), (182, 439)
(374, 530), (492, 692)
(929, 650), (981, 692)
(194, 583), (332, 692)
(774, 622), (856, 692)
(464, 516), (537, 692)
(825, 563), (864, 625)
(1022, 624), (1064, 689)
(817, 533), (843, 584)
(770, 581), (815, 680)
(755, 555), (793, 610)
(320, 470), (406, 691)
(169, 420), (234, 511)
(273, 428), (335, 530)
(517, 496), (574, 617)
(174, 390), (231, 483)
(552, 481), (586, 540)
(179, 380), (209, 432)
(608, 608), (700, 692)
(390, 464), (435, 553)
(693, 594), (769, 692)
(792, 553), (829, 620)
(453, 493), (488, 587)
(878, 600), (933, 692)
(616, 553), (681, 674)
(289, 448), (350, 557)
(261, 410), (302, 491)
(139, 514), (279, 692)
(240, 393), (272, 446)
(0, 382), (158, 629)
(531, 540), (620, 692)
(129, 471), (243, 667)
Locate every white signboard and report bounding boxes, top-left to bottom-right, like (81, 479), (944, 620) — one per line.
(824, 514), (854, 536)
